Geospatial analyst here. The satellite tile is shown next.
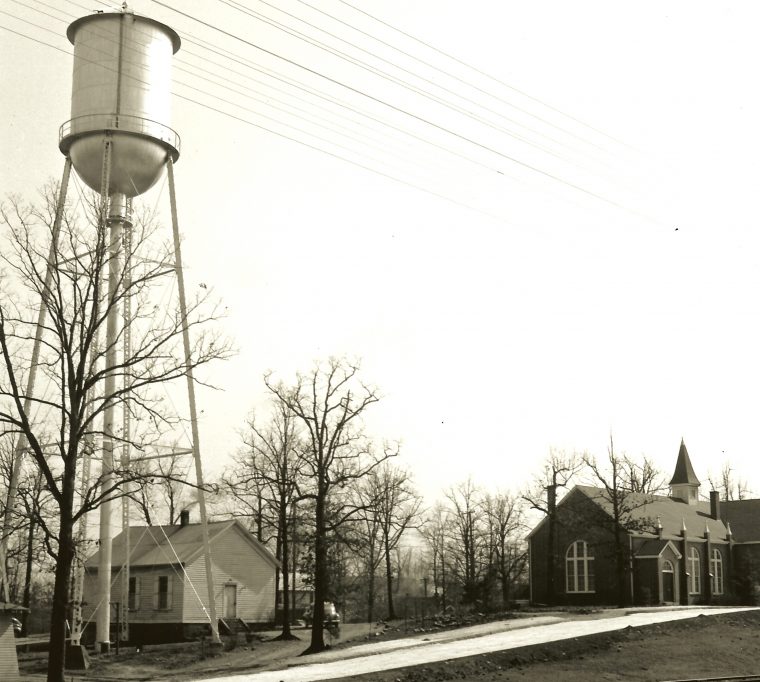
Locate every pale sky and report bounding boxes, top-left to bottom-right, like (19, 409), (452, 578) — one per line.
(3, 1), (760, 502)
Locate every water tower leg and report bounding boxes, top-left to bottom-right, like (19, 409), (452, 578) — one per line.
(119, 213), (133, 647)
(0, 158), (72, 601)
(95, 138), (115, 655)
(166, 157), (222, 648)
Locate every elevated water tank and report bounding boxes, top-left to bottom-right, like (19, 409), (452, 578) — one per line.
(59, 11), (181, 197)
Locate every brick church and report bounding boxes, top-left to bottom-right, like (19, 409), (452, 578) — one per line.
(528, 440), (760, 606)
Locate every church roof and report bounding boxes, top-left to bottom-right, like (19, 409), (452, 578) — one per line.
(634, 539), (682, 559)
(573, 485), (729, 541)
(720, 499), (760, 542)
(669, 439), (700, 486)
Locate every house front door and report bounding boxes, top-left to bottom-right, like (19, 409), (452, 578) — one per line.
(224, 584), (237, 619)
(662, 561), (675, 603)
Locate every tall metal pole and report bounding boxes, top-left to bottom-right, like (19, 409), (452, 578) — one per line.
(0, 158), (72, 603)
(166, 157), (221, 644)
(119, 204), (133, 645)
(95, 138), (122, 654)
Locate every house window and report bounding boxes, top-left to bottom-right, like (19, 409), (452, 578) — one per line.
(128, 576), (141, 610)
(566, 541), (595, 593)
(711, 548), (724, 595)
(154, 575), (173, 610)
(688, 547), (701, 594)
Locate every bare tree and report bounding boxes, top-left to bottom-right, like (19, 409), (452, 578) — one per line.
(483, 491), (527, 609)
(221, 447), (275, 543)
(421, 502), (449, 611)
(373, 464), (422, 620)
(265, 358), (394, 654)
(621, 454), (666, 495)
(522, 449), (582, 603)
(130, 447), (194, 525)
(226, 402), (303, 639)
(444, 478), (484, 604)
(0, 189), (230, 682)
(351, 474), (385, 624)
(582, 436), (656, 606)
(708, 462), (751, 501)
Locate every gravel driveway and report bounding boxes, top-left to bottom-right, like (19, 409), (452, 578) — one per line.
(205, 606), (758, 682)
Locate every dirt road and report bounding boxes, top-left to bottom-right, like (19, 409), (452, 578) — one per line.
(205, 607), (758, 682)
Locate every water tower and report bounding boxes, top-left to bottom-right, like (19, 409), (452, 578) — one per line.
(0, 6), (220, 657)
(60, 10), (180, 188)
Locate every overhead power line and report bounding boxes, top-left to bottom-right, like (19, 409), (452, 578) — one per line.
(20, 1), (525, 186)
(6, 1), (660, 229)
(0, 21), (537, 233)
(336, 0), (635, 150)
(290, 0), (621, 158)
(219, 0), (603, 171)
(59, 0), (639, 195)
(151, 1), (651, 221)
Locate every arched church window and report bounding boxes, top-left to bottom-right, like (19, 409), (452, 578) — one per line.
(710, 548), (723, 595)
(566, 541), (595, 593)
(688, 547), (701, 594)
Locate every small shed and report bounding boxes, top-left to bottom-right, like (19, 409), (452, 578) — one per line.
(83, 515), (279, 643)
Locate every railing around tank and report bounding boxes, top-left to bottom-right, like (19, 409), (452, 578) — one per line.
(59, 114), (180, 154)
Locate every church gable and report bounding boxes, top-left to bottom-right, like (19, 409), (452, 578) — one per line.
(528, 439), (760, 608)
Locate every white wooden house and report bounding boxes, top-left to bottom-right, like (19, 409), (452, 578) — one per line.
(83, 513), (279, 643)
(0, 607), (22, 681)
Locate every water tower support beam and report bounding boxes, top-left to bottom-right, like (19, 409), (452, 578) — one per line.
(119, 210), (133, 645)
(96, 138), (117, 654)
(0, 157), (72, 603)
(166, 157), (221, 645)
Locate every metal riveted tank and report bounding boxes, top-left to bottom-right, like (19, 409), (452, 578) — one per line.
(59, 10), (181, 197)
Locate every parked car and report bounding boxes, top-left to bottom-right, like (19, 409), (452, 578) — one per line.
(303, 601), (340, 631)
(10, 617), (22, 637)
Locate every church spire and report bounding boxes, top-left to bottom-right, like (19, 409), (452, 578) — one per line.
(669, 439), (700, 504)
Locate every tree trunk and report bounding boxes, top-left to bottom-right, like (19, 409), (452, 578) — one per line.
(500, 556), (510, 609)
(274, 527), (282, 631)
(256, 496), (263, 542)
(367, 565), (375, 625)
(615, 526), (627, 607)
(546, 484), (557, 604)
(21, 513), (35, 635)
(384, 533), (395, 620)
(47, 502), (74, 682)
(441, 549), (447, 612)
(278, 500), (293, 638)
(291, 519), (297, 625)
(305, 493), (327, 654)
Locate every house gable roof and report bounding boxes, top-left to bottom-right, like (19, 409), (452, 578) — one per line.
(85, 519), (279, 570)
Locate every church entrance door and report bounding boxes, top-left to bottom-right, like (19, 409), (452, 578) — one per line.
(662, 560), (675, 603)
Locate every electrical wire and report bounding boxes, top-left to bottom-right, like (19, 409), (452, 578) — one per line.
(2, 6), (660, 229)
(52, 1), (643, 201)
(14, 1), (523, 184)
(296, 0), (623, 156)
(217, 0), (601, 172)
(151, 1), (654, 221)
(336, 0), (636, 150)
(0, 18), (538, 228)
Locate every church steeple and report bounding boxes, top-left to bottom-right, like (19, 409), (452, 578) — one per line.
(669, 438), (700, 504)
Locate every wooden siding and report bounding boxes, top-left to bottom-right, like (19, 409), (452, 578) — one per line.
(83, 566), (185, 625)
(83, 524), (276, 628)
(182, 528), (276, 624)
(0, 614), (20, 681)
